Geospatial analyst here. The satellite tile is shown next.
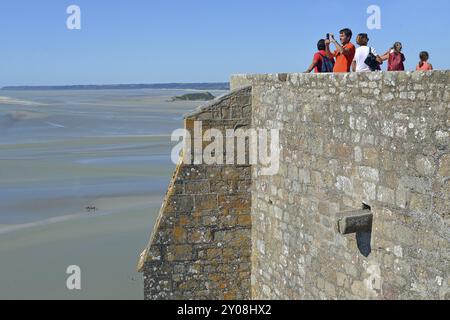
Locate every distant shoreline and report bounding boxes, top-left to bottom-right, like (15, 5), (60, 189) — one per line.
(1, 82), (230, 91)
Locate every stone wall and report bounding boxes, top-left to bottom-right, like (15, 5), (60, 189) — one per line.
(139, 71), (449, 300)
(138, 87), (253, 300)
(231, 71), (449, 299)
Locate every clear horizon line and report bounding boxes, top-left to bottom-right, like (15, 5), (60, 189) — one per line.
(1, 81), (231, 91)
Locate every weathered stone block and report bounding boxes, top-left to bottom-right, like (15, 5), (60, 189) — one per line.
(336, 209), (373, 234)
(237, 214), (252, 226)
(359, 166), (379, 182)
(195, 194), (218, 211)
(410, 193), (431, 213)
(185, 180), (210, 194)
(167, 245), (193, 262)
(166, 195), (194, 213)
(377, 186), (395, 205)
(189, 230), (213, 244)
(363, 147), (378, 166)
(336, 144), (353, 159)
(438, 154), (450, 177)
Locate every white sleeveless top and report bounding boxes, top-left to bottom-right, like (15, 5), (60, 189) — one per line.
(353, 46), (378, 72)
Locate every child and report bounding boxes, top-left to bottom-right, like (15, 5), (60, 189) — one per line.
(416, 51), (433, 71)
(381, 42), (405, 71)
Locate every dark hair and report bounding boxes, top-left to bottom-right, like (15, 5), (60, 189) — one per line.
(356, 33), (369, 45)
(340, 28), (353, 39)
(419, 51), (429, 61)
(317, 39), (326, 51)
(419, 51), (429, 67)
(393, 42), (402, 50)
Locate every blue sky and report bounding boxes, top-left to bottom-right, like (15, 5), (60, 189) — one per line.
(1, 0), (449, 86)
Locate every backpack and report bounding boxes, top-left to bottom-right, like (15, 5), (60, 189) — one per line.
(364, 47), (380, 71)
(319, 53), (334, 73)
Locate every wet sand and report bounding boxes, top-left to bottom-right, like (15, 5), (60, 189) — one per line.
(0, 197), (160, 299)
(0, 88), (227, 299)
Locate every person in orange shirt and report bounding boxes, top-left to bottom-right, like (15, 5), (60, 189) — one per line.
(325, 28), (356, 73)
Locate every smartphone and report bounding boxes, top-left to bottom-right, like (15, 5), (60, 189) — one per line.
(326, 33), (330, 40)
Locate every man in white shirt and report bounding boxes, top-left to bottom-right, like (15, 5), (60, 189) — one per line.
(352, 33), (383, 72)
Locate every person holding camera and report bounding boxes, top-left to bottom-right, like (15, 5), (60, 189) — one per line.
(325, 28), (356, 73)
(352, 33), (383, 72)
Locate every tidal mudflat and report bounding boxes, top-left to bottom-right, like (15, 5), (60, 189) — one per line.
(0, 88), (226, 299)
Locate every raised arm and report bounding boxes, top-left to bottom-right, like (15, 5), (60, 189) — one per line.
(330, 33), (345, 55)
(325, 39), (333, 59)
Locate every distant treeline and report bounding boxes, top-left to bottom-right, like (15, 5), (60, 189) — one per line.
(1, 82), (230, 91)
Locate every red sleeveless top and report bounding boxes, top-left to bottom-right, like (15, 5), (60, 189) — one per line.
(388, 51), (405, 71)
